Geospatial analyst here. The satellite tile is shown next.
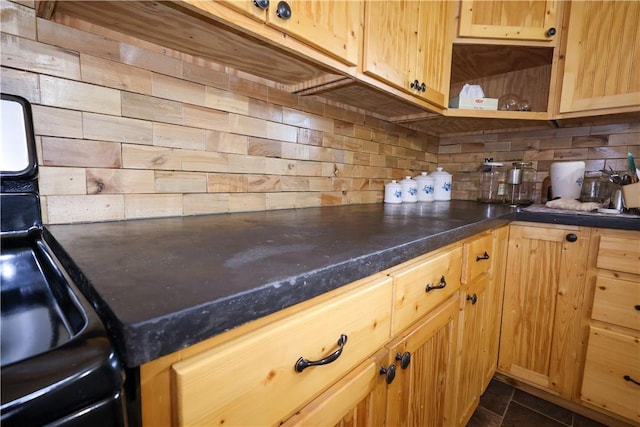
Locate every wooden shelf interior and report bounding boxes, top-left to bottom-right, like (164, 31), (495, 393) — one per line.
(449, 44), (554, 112)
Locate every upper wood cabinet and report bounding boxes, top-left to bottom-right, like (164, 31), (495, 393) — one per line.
(265, 1), (362, 66)
(558, 0), (640, 114)
(363, 0), (453, 108)
(213, 0), (362, 66)
(458, 0), (560, 42)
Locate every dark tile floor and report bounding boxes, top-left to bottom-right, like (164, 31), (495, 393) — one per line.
(466, 380), (608, 427)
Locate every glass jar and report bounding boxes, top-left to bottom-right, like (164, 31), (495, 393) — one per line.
(477, 160), (505, 203)
(505, 161), (536, 206)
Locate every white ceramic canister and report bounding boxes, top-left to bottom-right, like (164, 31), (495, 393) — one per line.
(384, 180), (403, 204)
(400, 176), (418, 203)
(414, 172), (435, 202)
(431, 167), (452, 201)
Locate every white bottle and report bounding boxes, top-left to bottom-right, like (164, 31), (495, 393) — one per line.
(400, 176), (418, 203)
(431, 167), (452, 201)
(384, 180), (403, 204)
(414, 172), (435, 202)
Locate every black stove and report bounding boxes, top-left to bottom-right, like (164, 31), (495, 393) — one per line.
(0, 94), (128, 426)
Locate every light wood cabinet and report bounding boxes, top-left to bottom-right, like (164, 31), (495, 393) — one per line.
(206, 0), (362, 66)
(362, 0), (453, 108)
(264, 0), (362, 66)
(170, 274), (392, 427)
(385, 295), (460, 427)
(558, 0), (640, 114)
(281, 349), (388, 427)
(455, 273), (489, 427)
(458, 0), (560, 42)
(581, 228), (640, 424)
(454, 229), (506, 427)
(482, 225), (508, 387)
(388, 243), (462, 336)
(498, 222), (591, 401)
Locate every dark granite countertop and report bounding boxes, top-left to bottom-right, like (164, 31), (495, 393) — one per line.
(44, 201), (638, 367)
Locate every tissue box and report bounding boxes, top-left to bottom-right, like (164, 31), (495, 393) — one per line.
(456, 97), (498, 110)
(621, 182), (640, 208)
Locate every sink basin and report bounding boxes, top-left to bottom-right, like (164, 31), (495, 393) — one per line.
(0, 238), (87, 367)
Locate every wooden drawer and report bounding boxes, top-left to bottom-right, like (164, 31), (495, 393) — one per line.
(171, 275), (393, 427)
(388, 244), (462, 336)
(592, 274), (640, 331)
(461, 232), (493, 285)
(581, 326), (640, 422)
(597, 234), (640, 275)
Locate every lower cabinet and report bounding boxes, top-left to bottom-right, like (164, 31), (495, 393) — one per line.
(385, 295), (460, 427)
(139, 227), (508, 427)
(454, 226), (508, 427)
(498, 222), (591, 401)
(580, 228), (640, 424)
(281, 349), (389, 427)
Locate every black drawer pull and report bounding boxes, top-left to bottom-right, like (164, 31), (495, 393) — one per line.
(624, 375), (640, 386)
(295, 334), (347, 372)
(467, 293), (478, 305)
(395, 351), (411, 370)
(380, 364), (396, 384)
(476, 251), (490, 261)
(635, 305), (640, 311)
(426, 275), (447, 292)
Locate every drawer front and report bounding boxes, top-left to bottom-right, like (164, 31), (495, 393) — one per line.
(389, 245), (462, 335)
(597, 235), (640, 275)
(581, 326), (640, 422)
(172, 276), (393, 427)
(592, 274), (640, 331)
(462, 233), (493, 285)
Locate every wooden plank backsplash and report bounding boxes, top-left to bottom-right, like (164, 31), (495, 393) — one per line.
(1, 1), (638, 224)
(1, 1), (437, 224)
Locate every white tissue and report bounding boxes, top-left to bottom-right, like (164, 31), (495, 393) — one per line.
(459, 84), (484, 98)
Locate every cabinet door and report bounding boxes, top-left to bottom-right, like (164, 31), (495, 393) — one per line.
(413, 0), (453, 108)
(458, 0), (559, 42)
(455, 274), (490, 427)
(482, 225), (508, 389)
(362, 0), (417, 92)
(498, 224), (590, 400)
(385, 295), (459, 427)
(266, 0), (362, 65)
(281, 350), (388, 427)
(581, 326), (640, 422)
(559, 1), (640, 113)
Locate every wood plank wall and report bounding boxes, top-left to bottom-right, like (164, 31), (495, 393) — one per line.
(1, 0), (438, 224)
(2, 1), (639, 222)
(442, 124), (640, 202)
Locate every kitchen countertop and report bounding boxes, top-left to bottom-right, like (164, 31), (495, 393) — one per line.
(44, 201), (638, 367)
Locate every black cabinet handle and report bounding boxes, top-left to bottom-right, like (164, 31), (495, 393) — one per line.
(624, 375), (640, 386)
(276, 1), (291, 19)
(467, 293), (478, 305)
(295, 334), (347, 372)
(419, 82), (426, 92)
(253, 0), (269, 9)
(380, 364), (396, 384)
(395, 351), (411, 370)
(635, 305), (640, 311)
(410, 79), (420, 90)
(476, 251), (490, 262)
(426, 275), (447, 292)
(546, 27), (557, 37)
(565, 233), (578, 242)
